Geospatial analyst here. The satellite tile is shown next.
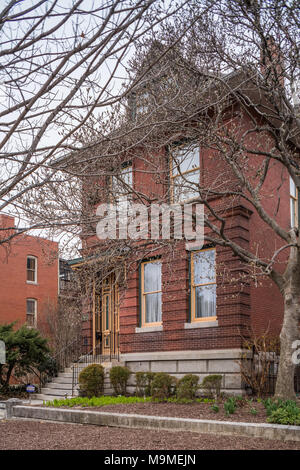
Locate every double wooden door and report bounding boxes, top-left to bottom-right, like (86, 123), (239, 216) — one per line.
(94, 274), (119, 357)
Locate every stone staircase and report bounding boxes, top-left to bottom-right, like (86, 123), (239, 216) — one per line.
(35, 360), (124, 402)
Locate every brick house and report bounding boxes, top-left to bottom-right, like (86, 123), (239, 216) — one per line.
(64, 49), (299, 394)
(0, 214), (59, 332)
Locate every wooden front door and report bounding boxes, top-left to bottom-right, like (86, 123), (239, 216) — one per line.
(94, 274), (119, 357)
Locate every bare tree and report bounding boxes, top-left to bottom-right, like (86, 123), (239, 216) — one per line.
(0, 0), (193, 248)
(20, 1), (300, 399)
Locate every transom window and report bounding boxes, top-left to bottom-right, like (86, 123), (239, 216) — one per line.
(190, 248), (216, 322)
(290, 177), (298, 228)
(27, 256), (37, 283)
(26, 299), (37, 327)
(141, 260), (162, 326)
(170, 144), (200, 202)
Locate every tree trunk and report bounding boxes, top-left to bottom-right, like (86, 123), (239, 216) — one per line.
(275, 270), (300, 400)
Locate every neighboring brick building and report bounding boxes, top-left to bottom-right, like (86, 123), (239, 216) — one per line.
(62, 48), (298, 394)
(0, 214), (59, 332)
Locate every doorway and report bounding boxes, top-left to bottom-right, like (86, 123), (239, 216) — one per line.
(94, 273), (119, 358)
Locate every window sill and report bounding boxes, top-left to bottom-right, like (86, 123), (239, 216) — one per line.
(184, 320), (218, 329)
(135, 325), (163, 333)
(26, 281), (38, 285)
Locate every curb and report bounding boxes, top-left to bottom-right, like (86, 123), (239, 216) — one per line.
(10, 405), (300, 442)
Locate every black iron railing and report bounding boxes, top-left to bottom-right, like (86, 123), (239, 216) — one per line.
(40, 335), (88, 390)
(71, 332), (119, 396)
(244, 351), (300, 396)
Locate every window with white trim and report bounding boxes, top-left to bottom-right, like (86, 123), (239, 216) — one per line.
(170, 144), (200, 202)
(26, 299), (37, 327)
(141, 260), (162, 326)
(111, 163), (133, 216)
(290, 177), (298, 228)
(27, 256), (37, 283)
(190, 248), (216, 321)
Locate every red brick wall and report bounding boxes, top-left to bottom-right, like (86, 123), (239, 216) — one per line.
(119, 208), (252, 354)
(83, 107), (292, 353)
(0, 214), (59, 332)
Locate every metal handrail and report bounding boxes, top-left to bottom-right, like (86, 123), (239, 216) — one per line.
(71, 333), (120, 396)
(40, 335), (85, 389)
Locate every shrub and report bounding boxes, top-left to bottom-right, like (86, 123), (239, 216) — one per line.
(78, 364), (104, 398)
(176, 374), (199, 400)
(144, 372), (156, 396)
(135, 371), (158, 397)
(109, 366), (131, 395)
(201, 375), (222, 399)
(135, 372), (147, 397)
(211, 404), (219, 413)
(267, 407), (300, 426)
(263, 399), (300, 425)
(238, 332), (280, 397)
(0, 323), (50, 390)
(224, 397), (237, 415)
(150, 372), (175, 401)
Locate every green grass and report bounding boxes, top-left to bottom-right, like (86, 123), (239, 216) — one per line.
(43, 395), (153, 408)
(43, 395), (216, 407)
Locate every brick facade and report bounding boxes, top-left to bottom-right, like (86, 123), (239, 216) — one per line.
(0, 214), (59, 332)
(79, 98), (292, 394)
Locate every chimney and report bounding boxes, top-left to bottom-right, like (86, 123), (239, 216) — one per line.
(0, 214), (16, 243)
(260, 35), (285, 88)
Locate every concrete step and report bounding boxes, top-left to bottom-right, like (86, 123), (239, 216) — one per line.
(41, 387), (73, 396)
(46, 382), (73, 390)
(34, 394), (73, 402)
(51, 376), (73, 384)
(57, 372), (73, 378)
(36, 358), (122, 402)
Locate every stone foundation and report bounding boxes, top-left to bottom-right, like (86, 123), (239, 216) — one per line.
(121, 349), (251, 396)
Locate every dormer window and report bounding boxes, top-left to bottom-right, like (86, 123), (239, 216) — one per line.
(136, 91), (150, 115)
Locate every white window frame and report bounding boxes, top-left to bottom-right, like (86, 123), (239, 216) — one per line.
(27, 255), (37, 284)
(290, 176), (298, 228)
(141, 260), (162, 327)
(26, 298), (37, 327)
(190, 248), (217, 322)
(170, 144), (200, 203)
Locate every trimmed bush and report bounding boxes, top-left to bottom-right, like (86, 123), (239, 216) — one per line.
(150, 372), (175, 401)
(135, 372), (147, 397)
(109, 366), (131, 395)
(201, 374), (222, 399)
(78, 364), (104, 398)
(135, 372), (157, 397)
(176, 374), (199, 400)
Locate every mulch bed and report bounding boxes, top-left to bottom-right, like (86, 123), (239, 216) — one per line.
(36, 400), (271, 423)
(80, 400), (269, 423)
(0, 420), (299, 450)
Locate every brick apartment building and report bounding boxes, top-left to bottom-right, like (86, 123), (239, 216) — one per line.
(0, 214), (59, 332)
(60, 45), (299, 394)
